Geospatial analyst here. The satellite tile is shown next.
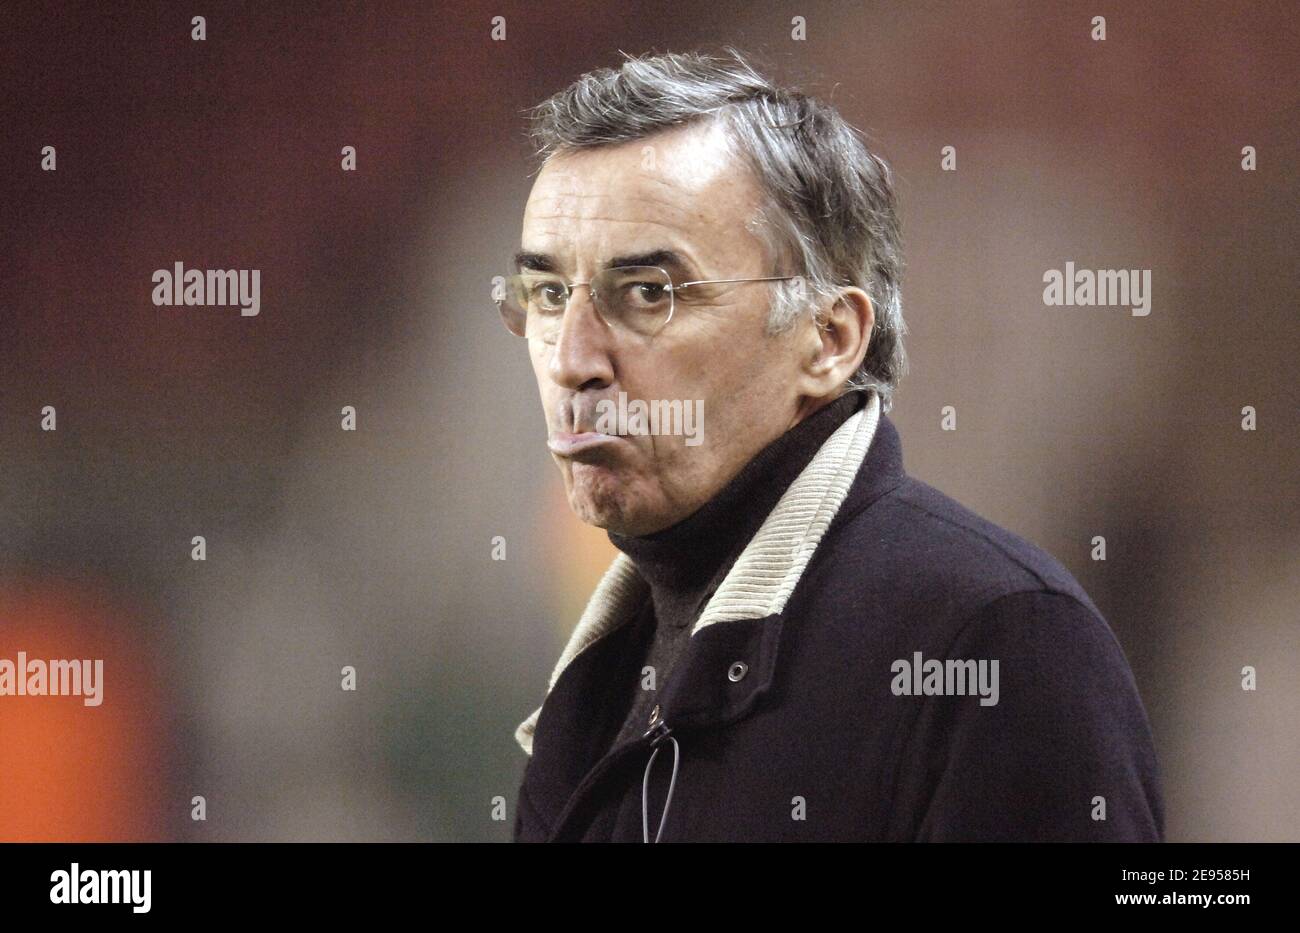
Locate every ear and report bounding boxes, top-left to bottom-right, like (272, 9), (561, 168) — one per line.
(793, 287), (874, 399)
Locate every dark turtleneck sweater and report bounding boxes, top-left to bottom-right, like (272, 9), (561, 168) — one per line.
(606, 389), (868, 749)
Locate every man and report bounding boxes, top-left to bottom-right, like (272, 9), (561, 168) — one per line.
(500, 49), (1164, 842)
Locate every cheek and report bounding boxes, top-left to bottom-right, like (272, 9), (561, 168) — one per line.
(641, 431), (712, 490)
(531, 353), (558, 412)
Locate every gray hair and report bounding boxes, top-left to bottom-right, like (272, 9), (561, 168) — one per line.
(526, 47), (907, 412)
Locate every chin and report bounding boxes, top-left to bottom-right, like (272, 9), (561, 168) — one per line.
(566, 468), (655, 533)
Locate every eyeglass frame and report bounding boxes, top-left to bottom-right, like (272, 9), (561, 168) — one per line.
(494, 265), (802, 341)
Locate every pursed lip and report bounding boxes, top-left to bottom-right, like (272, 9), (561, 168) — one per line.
(547, 431), (626, 457)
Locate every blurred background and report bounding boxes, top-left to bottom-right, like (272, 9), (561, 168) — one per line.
(0, 0), (1295, 841)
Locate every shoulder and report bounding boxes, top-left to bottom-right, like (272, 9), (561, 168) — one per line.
(822, 473), (1102, 624)
(819, 475), (1151, 745)
(814, 470), (1144, 707)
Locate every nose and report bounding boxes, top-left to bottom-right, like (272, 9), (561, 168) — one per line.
(547, 283), (615, 392)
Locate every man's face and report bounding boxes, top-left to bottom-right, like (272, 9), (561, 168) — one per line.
(518, 121), (809, 536)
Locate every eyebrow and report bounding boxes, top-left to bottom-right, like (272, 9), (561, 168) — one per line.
(513, 249), (694, 277)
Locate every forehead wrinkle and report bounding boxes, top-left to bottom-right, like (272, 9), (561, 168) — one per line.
(526, 189), (715, 225)
(530, 154), (745, 214)
(524, 197), (739, 262)
(524, 210), (709, 254)
(525, 211), (698, 232)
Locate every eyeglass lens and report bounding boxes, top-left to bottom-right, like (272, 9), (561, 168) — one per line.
(498, 266), (674, 341)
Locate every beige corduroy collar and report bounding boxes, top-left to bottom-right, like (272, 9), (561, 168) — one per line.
(515, 389), (882, 756)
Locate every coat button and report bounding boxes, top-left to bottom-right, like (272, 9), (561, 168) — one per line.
(727, 661), (749, 682)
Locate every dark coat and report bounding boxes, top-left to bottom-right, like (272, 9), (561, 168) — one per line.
(512, 394), (1166, 842)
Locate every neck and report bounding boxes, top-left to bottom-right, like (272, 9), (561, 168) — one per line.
(608, 391), (866, 629)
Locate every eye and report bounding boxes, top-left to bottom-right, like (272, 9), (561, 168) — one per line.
(530, 281), (568, 312)
(623, 280), (669, 309)
(636, 282), (667, 302)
